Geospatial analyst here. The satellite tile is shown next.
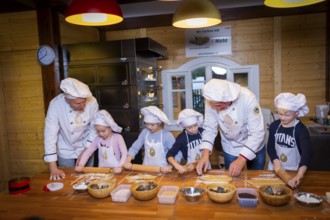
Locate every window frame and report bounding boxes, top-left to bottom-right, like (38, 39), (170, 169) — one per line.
(161, 57), (259, 131)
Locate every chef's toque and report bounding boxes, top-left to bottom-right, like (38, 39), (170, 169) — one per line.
(176, 109), (203, 127)
(60, 77), (92, 99)
(202, 79), (241, 102)
(93, 110), (122, 133)
(141, 106), (170, 125)
(275, 92), (309, 117)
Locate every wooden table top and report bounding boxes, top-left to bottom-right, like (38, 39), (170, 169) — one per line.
(0, 168), (329, 220)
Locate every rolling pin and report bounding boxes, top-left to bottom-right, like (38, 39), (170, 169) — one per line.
(82, 167), (113, 173)
(276, 169), (292, 187)
(131, 164), (161, 173)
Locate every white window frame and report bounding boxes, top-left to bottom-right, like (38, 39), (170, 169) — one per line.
(161, 57), (259, 131)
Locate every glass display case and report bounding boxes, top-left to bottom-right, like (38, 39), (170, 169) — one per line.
(61, 38), (166, 133)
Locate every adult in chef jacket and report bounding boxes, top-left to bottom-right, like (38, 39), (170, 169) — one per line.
(196, 79), (266, 176)
(167, 109), (207, 174)
(43, 78), (99, 180)
(267, 93), (312, 189)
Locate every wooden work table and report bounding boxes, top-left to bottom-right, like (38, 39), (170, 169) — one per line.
(0, 168), (329, 220)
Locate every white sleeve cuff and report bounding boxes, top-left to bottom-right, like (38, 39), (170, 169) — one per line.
(44, 154), (57, 163)
(199, 141), (213, 153)
(240, 147), (256, 161)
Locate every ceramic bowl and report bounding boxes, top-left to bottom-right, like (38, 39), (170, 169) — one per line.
(87, 180), (116, 199)
(131, 181), (159, 201)
(206, 183), (236, 203)
(73, 182), (88, 192)
(259, 185), (292, 206)
(294, 192), (324, 207)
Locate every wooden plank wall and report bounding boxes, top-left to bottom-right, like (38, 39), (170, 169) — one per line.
(106, 13), (326, 167)
(0, 11), (99, 191)
(0, 11), (326, 191)
(106, 13), (326, 114)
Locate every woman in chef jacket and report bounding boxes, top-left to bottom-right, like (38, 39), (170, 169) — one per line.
(196, 79), (266, 177)
(267, 93), (312, 189)
(75, 110), (127, 174)
(43, 78), (99, 180)
(123, 106), (181, 173)
(167, 109), (207, 174)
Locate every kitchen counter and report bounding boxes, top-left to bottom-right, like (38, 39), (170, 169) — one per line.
(0, 168), (329, 220)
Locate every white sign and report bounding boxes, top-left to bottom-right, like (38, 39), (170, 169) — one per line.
(185, 26), (232, 57)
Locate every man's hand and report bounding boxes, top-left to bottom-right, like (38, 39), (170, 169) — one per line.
(50, 168), (66, 180)
(196, 149), (210, 175)
(228, 155), (246, 177)
(49, 161), (65, 180)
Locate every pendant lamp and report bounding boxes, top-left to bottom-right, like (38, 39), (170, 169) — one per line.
(65, 0), (123, 26)
(264, 0), (325, 8)
(172, 0), (221, 28)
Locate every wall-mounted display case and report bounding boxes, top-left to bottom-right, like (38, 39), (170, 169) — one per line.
(60, 38), (167, 133)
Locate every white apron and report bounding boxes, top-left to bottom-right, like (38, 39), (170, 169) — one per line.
(143, 131), (167, 166)
(186, 131), (202, 164)
(268, 121), (300, 171)
(98, 137), (120, 168)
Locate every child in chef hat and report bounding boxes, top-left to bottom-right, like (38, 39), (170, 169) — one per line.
(75, 110), (127, 174)
(123, 106), (181, 173)
(267, 92), (312, 189)
(166, 109), (207, 174)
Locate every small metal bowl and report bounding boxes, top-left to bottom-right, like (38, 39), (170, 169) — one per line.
(294, 192), (324, 207)
(181, 187), (205, 202)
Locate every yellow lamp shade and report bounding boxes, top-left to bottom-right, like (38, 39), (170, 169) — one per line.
(172, 0), (221, 29)
(65, 0), (123, 26)
(264, 0), (325, 8)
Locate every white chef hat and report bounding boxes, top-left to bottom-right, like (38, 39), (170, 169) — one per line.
(275, 92), (309, 117)
(60, 77), (92, 99)
(176, 109), (203, 127)
(93, 110), (122, 133)
(202, 79), (241, 102)
(141, 106), (170, 125)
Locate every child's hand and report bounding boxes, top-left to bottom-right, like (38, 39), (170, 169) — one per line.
(273, 159), (282, 173)
(175, 164), (186, 174)
(114, 167), (122, 174)
(123, 162), (132, 170)
(161, 165), (173, 173)
(288, 174), (303, 189)
(75, 165), (84, 172)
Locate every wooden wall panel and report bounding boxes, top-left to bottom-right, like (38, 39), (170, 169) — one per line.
(59, 15), (99, 44)
(0, 11), (44, 191)
(0, 48), (45, 182)
(0, 12), (99, 191)
(281, 13), (326, 115)
(0, 12), (39, 51)
(0, 10), (326, 190)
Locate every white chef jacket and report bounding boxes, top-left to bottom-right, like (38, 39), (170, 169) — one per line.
(200, 87), (266, 160)
(43, 94), (99, 162)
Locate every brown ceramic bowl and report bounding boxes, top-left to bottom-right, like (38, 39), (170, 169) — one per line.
(206, 183), (236, 203)
(87, 180), (116, 199)
(131, 181), (159, 201)
(259, 185), (292, 206)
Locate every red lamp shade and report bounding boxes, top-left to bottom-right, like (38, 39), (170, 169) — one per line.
(65, 0), (123, 26)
